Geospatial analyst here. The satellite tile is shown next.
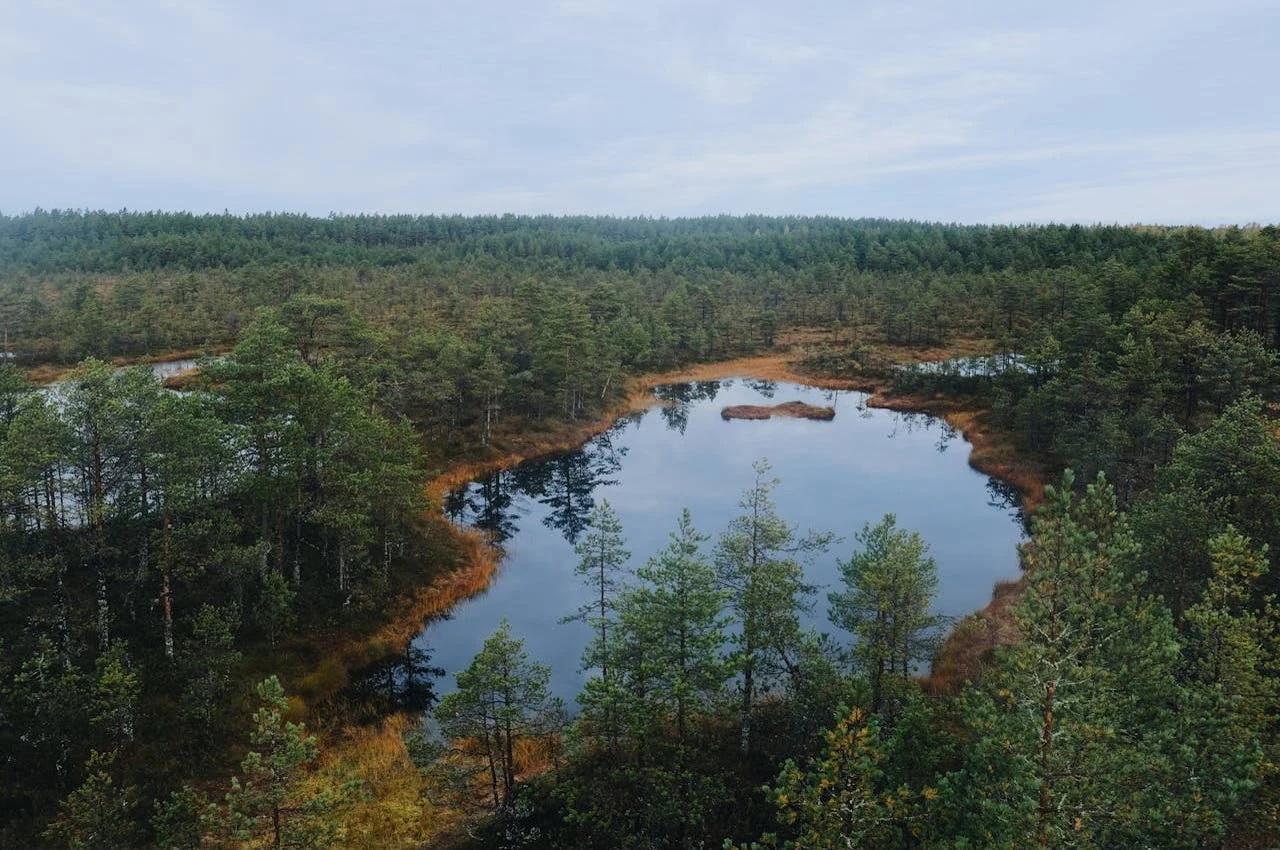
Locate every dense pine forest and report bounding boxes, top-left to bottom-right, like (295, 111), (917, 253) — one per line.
(1, 212), (1279, 848)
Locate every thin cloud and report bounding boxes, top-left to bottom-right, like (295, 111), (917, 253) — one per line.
(0, 0), (1276, 223)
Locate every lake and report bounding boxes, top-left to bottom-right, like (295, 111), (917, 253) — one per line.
(415, 378), (1025, 702)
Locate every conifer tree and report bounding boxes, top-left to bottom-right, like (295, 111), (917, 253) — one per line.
(731, 708), (924, 850)
(43, 750), (137, 850)
(434, 620), (563, 813)
(948, 472), (1202, 848)
(716, 459), (827, 753)
(1182, 526), (1280, 838)
(829, 513), (943, 713)
(618, 509), (731, 845)
(219, 676), (360, 849)
(565, 500), (630, 748)
(565, 500), (629, 662)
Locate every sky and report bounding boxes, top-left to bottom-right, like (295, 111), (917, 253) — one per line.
(1, 0), (1278, 224)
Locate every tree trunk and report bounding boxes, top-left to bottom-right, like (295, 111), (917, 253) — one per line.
(1038, 680), (1055, 848)
(739, 633), (754, 755)
(338, 539), (349, 608)
(483, 391), (493, 447)
(162, 500), (174, 659)
(92, 433), (110, 652)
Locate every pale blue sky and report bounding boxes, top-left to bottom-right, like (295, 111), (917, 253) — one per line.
(2, 0), (1278, 223)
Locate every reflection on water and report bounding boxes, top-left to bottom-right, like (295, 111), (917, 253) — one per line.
(444, 429), (627, 546)
(654, 380), (724, 435)
(341, 643), (444, 722)
(423, 378), (1026, 700)
(986, 477), (1024, 519)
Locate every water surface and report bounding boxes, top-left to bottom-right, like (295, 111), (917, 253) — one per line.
(417, 379), (1024, 700)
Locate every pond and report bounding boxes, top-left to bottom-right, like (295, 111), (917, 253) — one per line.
(415, 378), (1025, 702)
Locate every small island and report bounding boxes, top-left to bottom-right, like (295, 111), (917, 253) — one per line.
(721, 401), (836, 421)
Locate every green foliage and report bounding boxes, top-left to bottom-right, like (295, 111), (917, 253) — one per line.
(734, 708), (927, 850)
(91, 640), (138, 742)
(0, 300), (426, 837)
(1182, 527), (1280, 837)
(623, 509), (732, 741)
(2, 213), (1280, 844)
(434, 620), (565, 813)
(557, 510), (734, 849)
(944, 473), (1234, 848)
(255, 569), (296, 650)
(178, 603), (242, 748)
(150, 786), (209, 850)
(565, 500), (631, 749)
(43, 750), (138, 850)
(216, 675), (362, 849)
(716, 459), (829, 753)
(1134, 394), (1280, 611)
(829, 514), (943, 712)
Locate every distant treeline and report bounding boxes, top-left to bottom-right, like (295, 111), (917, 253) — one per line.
(0, 211), (1181, 273)
(2, 213), (1278, 383)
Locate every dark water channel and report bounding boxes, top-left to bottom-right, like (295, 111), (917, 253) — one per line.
(413, 378), (1025, 703)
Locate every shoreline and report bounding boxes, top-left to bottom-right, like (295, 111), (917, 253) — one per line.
(413, 352), (1044, 696)
(257, 349), (1045, 842)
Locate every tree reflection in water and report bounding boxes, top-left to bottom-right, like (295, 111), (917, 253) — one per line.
(340, 643), (444, 723)
(444, 470), (518, 542)
(986, 477), (1026, 525)
(654, 380), (724, 434)
(447, 423), (630, 545)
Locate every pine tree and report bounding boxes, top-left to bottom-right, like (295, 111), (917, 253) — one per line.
(1182, 526), (1280, 839)
(948, 472), (1198, 848)
(255, 568), (296, 651)
(716, 459), (827, 753)
(731, 708), (928, 850)
(178, 604), (242, 753)
(434, 620), (564, 813)
(828, 513), (943, 713)
(559, 509), (732, 849)
(564, 500), (630, 749)
(91, 640), (138, 743)
(150, 786), (209, 850)
(146, 390), (231, 659)
(618, 509), (731, 845)
(219, 676), (360, 849)
(63, 358), (126, 652)
(43, 750), (137, 850)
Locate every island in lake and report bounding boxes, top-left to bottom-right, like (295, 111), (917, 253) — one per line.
(721, 400), (836, 421)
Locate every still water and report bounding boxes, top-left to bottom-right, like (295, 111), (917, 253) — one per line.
(415, 379), (1024, 701)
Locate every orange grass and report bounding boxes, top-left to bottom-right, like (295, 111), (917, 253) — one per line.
(926, 578), (1025, 694)
(306, 713), (462, 849)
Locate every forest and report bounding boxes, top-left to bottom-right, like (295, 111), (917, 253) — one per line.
(0, 211), (1278, 848)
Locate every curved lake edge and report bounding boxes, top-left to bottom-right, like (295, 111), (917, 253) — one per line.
(414, 354), (1048, 696)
